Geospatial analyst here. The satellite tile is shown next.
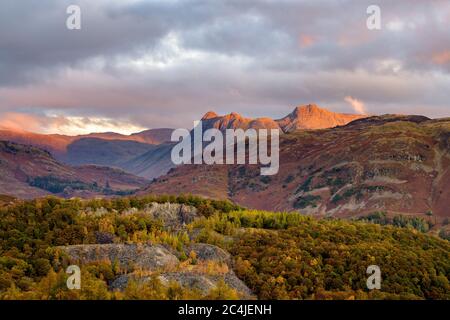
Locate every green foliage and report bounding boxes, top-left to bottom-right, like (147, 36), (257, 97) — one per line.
(296, 176), (313, 193)
(284, 175), (295, 184)
(259, 176), (271, 184)
(29, 176), (94, 194)
(358, 212), (432, 233)
(358, 211), (390, 225)
(28, 176), (137, 196)
(439, 230), (450, 241)
(294, 195), (321, 209)
(0, 194), (242, 299)
(0, 194), (448, 300)
(332, 186), (385, 204)
(193, 210), (450, 300)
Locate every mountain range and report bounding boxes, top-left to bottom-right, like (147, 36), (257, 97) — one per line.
(1, 104), (449, 222)
(200, 104), (365, 132)
(0, 105), (365, 179)
(144, 114), (450, 221)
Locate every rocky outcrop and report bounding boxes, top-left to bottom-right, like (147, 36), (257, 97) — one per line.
(141, 202), (199, 228)
(60, 244), (179, 272)
(185, 243), (231, 264)
(111, 271), (254, 298)
(60, 242), (254, 298)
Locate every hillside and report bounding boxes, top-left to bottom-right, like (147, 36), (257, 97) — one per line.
(0, 128), (173, 167)
(0, 195), (448, 300)
(144, 115), (450, 220)
(129, 128), (173, 144)
(0, 141), (149, 198)
(63, 138), (156, 167)
(123, 143), (177, 180)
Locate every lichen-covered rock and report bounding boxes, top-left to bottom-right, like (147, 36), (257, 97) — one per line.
(185, 243), (231, 264)
(160, 272), (253, 298)
(59, 243), (179, 272)
(142, 202), (199, 228)
(110, 271), (254, 299)
(84, 207), (109, 217)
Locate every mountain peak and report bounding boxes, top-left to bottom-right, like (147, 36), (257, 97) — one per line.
(292, 104), (329, 115)
(201, 111), (219, 120)
(198, 105), (367, 133)
(295, 103), (320, 111)
(277, 104), (367, 132)
(225, 112), (242, 119)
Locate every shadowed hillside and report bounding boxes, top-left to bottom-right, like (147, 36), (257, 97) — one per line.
(0, 141), (149, 198)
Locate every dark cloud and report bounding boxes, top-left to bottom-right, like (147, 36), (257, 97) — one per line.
(0, 0), (449, 133)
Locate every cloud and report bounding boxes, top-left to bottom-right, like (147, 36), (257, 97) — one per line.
(299, 35), (315, 48)
(0, 113), (49, 133)
(0, 0), (449, 134)
(0, 112), (146, 135)
(432, 51), (450, 65)
(344, 96), (367, 115)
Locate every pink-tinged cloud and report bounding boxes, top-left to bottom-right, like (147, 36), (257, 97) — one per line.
(0, 113), (50, 132)
(344, 96), (367, 115)
(0, 112), (146, 135)
(337, 23), (377, 47)
(432, 51), (450, 65)
(299, 35), (315, 48)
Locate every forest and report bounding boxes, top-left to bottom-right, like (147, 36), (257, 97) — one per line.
(0, 195), (448, 299)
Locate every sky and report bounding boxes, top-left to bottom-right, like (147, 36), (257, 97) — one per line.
(0, 0), (449, 135)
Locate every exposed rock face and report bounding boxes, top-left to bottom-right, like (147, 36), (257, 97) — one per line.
(83, 202), (200, 227)
(142, 202), (199, 228)
(185, 243), (231, 264)
(199, 104), (366, 134)
(60, 242), (254, 298)
(111, 272), (254, 298)
(201, 111), (281, 132)
(60, 244), (179, 271)
(276, 104), (366, 132)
